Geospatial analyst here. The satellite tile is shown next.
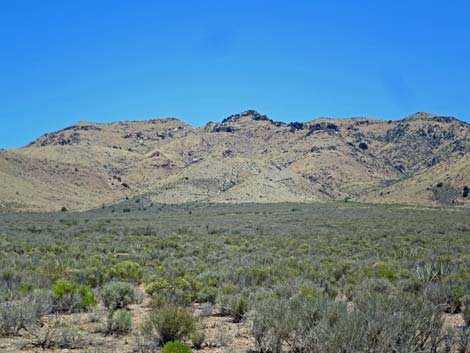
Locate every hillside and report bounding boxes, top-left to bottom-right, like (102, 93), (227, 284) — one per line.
(1, 110), (470, 211)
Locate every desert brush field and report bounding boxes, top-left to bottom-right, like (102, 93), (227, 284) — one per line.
(1, 201), (470, 352)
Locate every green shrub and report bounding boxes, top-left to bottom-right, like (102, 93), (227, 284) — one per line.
(145, 276), (203, 306)
(108, 309), (132, 335)
(101, 281), (139, 310)
(162, 341), (192, 353)
(399, 277), (423, 294)
(195, 286), (218, 304)
(150, 293), (169, 310)
(52, 279), (96, 313)
(144, 305), (196, 344)
(70, 264), (107, 288)
(110, 261), (143, 283)
(364, 278), (394, 294)
(145, 279), (170, 296)
(371, 261), (398, 280)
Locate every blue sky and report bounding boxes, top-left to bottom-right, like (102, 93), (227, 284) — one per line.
(1, 0), (470, 148)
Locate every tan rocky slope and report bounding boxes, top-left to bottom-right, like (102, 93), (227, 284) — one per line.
(1, 110), (470, 211)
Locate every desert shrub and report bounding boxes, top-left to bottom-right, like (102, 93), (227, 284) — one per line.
(171, 277), (203, 306)
(146, 276), (203, 306)
(108, 309), (132, 335)
(143, 305), (196, 344)
(399, 277), (423, 294)
(0, 301), (35, 336)
(424, 281), (466, 313)
(190, 328), (205, 349)
(193, 304), (211, 321)
(110, 261), (143, 283)
(145, 278), (170, 296)
(0, 290), (51, 336)
(28, 320), (92, 349)
(354, 294), (445, 353)
(252, 295), (305, 353)
(252, 292), (446, 353)
(364, 277), (395, 294)
(150, 293), (169, 310)
(162, 341), (192, 353)
(101, 281), (139, 310)
(70, 264), (108, 288)
(220, 293), (248, 322)
(25, 289), (53, 318)
(370, 261), (398, 280)
(0, 269), (33, 300)
(195, 285), (218, 304)
(237, 266), (274, 286)
(52, 279), (96, 313)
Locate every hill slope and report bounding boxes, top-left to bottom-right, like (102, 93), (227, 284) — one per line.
(2, 110), (470, 211)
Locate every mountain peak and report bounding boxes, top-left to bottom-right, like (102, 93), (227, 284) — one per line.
(403, 112), (435, 121)
(403, 112), (464, 124)
(222, 110), (268, 123)
(220, 110), (287, 128)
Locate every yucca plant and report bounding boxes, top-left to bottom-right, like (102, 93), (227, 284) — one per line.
(415, 258), (453, 282)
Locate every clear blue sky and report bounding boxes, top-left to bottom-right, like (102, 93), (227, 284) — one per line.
(1, 0), (470, 148)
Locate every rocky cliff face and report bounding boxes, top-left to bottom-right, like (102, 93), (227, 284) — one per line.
(2, 111), (470, 211)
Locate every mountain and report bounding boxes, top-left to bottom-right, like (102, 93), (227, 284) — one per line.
(1, 110), (470, 212)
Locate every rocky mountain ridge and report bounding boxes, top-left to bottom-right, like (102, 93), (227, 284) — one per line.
(1, 110), (469, 211)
